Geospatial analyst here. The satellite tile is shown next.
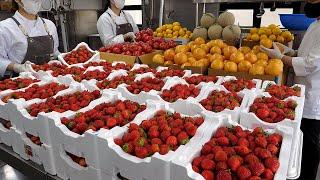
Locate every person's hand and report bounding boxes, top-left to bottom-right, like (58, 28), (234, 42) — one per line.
(124, 32), (136, 42)
(274, 42), (296, 56)
(12, 62), (31, 73)
(260, 42), (284, 59)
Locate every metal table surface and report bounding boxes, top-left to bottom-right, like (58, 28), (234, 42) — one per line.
(0, 143), (61, 180)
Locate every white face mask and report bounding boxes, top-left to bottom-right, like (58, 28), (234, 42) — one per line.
(19, 0), (42, 15)
(112, 0), (125, 10)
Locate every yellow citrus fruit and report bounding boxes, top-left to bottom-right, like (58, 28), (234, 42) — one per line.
(223, 46), (238, 59)
(260, 38), (273, 49)
(239, 46), (251, 55)
(191, 61), (205, 67)
(255, 60), (268, 67)
(238, 60), (253, 72)
(276, 36), (285, 44)
(269, 34), (277, 41)
(245, 52), (258, 64)
(175, 45), (189, 53)
(194, 37), (206, 45)
(164, 61), (174, 66)
(181, 62), (191, 68)
(251, 34), (260, 41)
(249, 64), (265, 75)
(193, 48), (207, 60)
(230, 52), (245, 64)
(200, 44), (210, 53)
(210, 46), (222, 55)
(211, 59), (224, 70)
(174, 52), (188, 65)
(265, 60), (283, 76)
(224, 61), (238, 72)
(153, 54), (165, 64)
(256, 52), (269, 61)
(252, 45), (261, 54)
(272, 28), (282, 35)
(188, 57), (197, 64)
(250, 28), (258, 34)
(164, 49), (176, 61)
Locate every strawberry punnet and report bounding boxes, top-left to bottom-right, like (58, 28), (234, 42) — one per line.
(155, 69), (186, 79)
(0, 78), (39, 92)
(96, 75), (135, 90)
(192, 126), (282, 180)
(184, 75), (218, 85)
(32, 62), (67, 72)
(126, 77), (165, 94)
(266, 84), (301, 100)
(161, 84), (200, 103)
(64, 46), (94, 64)
(222, 79), (256, 92)
(115, 110), (204, 158)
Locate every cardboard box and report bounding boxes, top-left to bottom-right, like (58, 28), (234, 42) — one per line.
(138, 51), (163, 65)
(241, 39), (293, 49)
(208, 66), (289, 85)
(100, 52), (137, 65)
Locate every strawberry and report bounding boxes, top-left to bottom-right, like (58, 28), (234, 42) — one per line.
(107, 118), (117, 128)
(249, 176), (262, 180)
(159, 144), (170, 155)
(192, 156), (203, 167)
(130, 130), (141, 140)
(151, 138), (162, 145)
(237, 138), (249, 147)
(201, 170), (214, 180)
(134, 137), (146, 147)
(216, 161), (228, 171)
(201, 158), (215, 170)
(215, 150), (228, 162)
(166, 136), (178, 147)
(245, 154), (260, 165)
(150, 144), (160, 154)
(148, 129), (160, 138)
(128, 123), (139, 132)
(255, 136), (267, 148)
(262, 168), (274, 179)
(122, 143), (133, 153)
(267, 144), (279, 155)
(264, 157), (280, 173)
(186, 125), (197, 136)
(216, 170), (232, 180)
(249, 162), (265, 176)
(228, 155), (243, 171)
(192, 165), (200, 173)
(235, 146), (251, 156)
(237, 166), (252, 179)
(216, 137), (229, 146)
(256, 108), (270, 119)
(267, 134), (282, 146)
(75, 123), (88, 133)
(114, 138), (123, 146)
(177, 131), (189, 145)
(134, 146), (148, 158)
(93, 120), (104, 129)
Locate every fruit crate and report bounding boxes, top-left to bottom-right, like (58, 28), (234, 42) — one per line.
(171, 115), (294, 180)
(261, 80), (305, 99)
(58, 42), (100, 67)
(187, 84), (251, 121)
(96, 101), (216, 180)
(11, 127), (57, 175)
(218, 76), (262, 93)
(240, 91), (304, 171)
(101, 51), (160, 66)
(6, 80), (95, 146)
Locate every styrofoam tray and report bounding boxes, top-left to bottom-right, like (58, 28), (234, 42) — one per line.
(287, 130), (303, 179)
(58, 42), (100, 67)
(96, 101), (217, 180)
(171, 115), (294, 180)
(218, 76), (262, 93)
(262, 80), (306, 99)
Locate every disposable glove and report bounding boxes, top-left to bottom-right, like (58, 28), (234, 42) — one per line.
(124, 32), (136, 42)
(12, 62), (32, 73)
(274, 42), (296, 56)
(260, 42), (284, 59)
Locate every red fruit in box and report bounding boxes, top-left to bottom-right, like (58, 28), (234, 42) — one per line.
(201, 158), (215, 170)
(166, 136), (178, 147)
(64, 46), (94, 64)
(177, 131), (189, 145)
(134, 146), (148, 158)
(216, 170), (232, 180)
(200, 90), (242, 112)
(32, 62), (67, 72)
(216, 137), (229, 146)
(237, 166), (252, 179)
(184, 75), (218, 85)
(192, 165), (199, 173)
(216, 161), (228, 171)
(255, 136), (268, 148)
(262, 168), (274, 179)
(267, 134), (282, 146)
(0, 78), (39, 92)
(73, 70), (110, 82)
(160, 84), (200, 103)
(159, 144), (170, 155)
(150, 144), (160, 154)
(222, 79), (256, 92)
(264, 157), (280, 173)
(122, 143), (133, 153)
(266, 84), (301, 100)
(249, 176), (262, 180)
(228, 155), (243, 171)
(126, 77), (165, 94)
(245, 154), (260, 165)
(237, 138), (249, 147)
(155, 69), (186, 79)
(249, 162), (265, 176)
(215, 150), (228, 162)
(114, 138), (123, 146)
(201, 170), (214, 180)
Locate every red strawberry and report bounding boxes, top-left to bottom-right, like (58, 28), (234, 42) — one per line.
(216, 161), (228, 171)
(122, 143), (133, 153)
(177, 131), (189, 145)
(166, 136), (178, 147)
(216, 137), (229, 146)
(134, 146), (148, 158)
(186, 125), (197, 136)
(106, 107), (116, 115)
(160, 131), (171, 142)
(237, 166), (252, 179)
(235, 146), (251, 156)
(75, 123), (88, 133)
(262, 168), (274, 179)
(134, 137), (146, 147)
(216, 170), (232, 180)
(148, 129), (160, 139)
(237, 138), (249, 147)
(201, 143), (212, 155)
(128, 123), (139, 132)
(228, 155), (242, 171)
(93, 120), (104, 129)
(201, 170), (214, 180)
(159, 144), (170, 155)
(192, 165), (199, 173)
(255, 136), (268, 148)
(116, 102), (126, 111)
(215, 150), (228, 162)
(192, 156), (203, 167)
(249, 176), (262, 180)
(114, 138), (123, 146)
(245, 154), (260, 165)
(150, 144), (160, 154)
(201, 158), (215, 170)
(130, 130), (141, 140)
(256, 108), (270, 119)
(249, 162), (265, 176)
(264, 157), (280, 173)
(267, 144), (279, 155)
(107, 117), (117, 128)
(267, 134), (282, 145)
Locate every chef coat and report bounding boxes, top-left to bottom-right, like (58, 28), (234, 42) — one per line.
(97, 7), (139, 46)
(292, 20), (320, 119)
(0, 11), (60, 77)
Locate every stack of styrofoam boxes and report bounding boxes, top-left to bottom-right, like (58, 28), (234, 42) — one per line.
(261, 80), (305, 179)
(0, 72), (38, 147)
(96, 99), (217, 180)
(7, 77), (85, 175)
(240, 80), (305, 179)
(171, 115), (294, 180)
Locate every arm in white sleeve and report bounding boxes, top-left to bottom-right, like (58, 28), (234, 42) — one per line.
(0, 27), (13, 77)
(292, 45), (320, 76)
(52, 24), (60, 58)
(97, 16), (125, 46)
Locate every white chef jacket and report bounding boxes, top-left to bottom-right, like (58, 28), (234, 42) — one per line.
(97, 8), (139, 46)
(0, 11), (60, 77)
(292, 20), (320, 120)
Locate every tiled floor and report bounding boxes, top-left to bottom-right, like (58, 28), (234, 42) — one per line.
(0, 161), (29, 180)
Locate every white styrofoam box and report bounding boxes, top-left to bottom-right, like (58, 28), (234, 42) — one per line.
(0, 123), (14, 146)
(261, 80), (306, 99)
(54, 148), (102, 180)
(218, 76), (262, 93)
(58, 42), (100, 67)
(187, 84), (250, 121)
(130, 64), (149, 71)
(96, 101), (216, 180)
(155, 66), (192, 78)
(11, 128), (57, 175)
(6, 82), (97, 146)
(288, 130), (303, 179)
(171, 115), (294, 180)
(240, 91), (304, 173)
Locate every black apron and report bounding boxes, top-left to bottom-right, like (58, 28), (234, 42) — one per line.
(107, 11), (134, 37)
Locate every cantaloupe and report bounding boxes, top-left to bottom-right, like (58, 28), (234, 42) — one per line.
(222, 25), (241, 45)
(200, 13), (216, 28)
(217, 11), (235, 27)
(208, 24), (223, 40)
(191, 26), (208, 40)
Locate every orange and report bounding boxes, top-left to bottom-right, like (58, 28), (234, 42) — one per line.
(192, 48), (207, 60)
(209, 53), (224, 62)
(164, 49), (176, 61)
(260, 38), (273, 49)
(187, 41), (195, 49)
(191, 61), (205, 67)
(244, 52), (258, 64)
(211, 59), (224, 70)
(164, 61), (174, 66)
(174, 52), (188, 65)
(272, 28), (282, 35)
(256, 52), (269, 61)
(206, 40), (215, 48)
(194, 37), (206, 45)
(213, 39), (225, 49)
(239, 46), (251, 54)
(153, 54), (165, 64)
(210, 46), (222, 55)
(230, 52), (245, 64)
(276, 36), (285, 44)
(175, 45), (189, 53)
(238, 60), (253, 72)
(249, 64), (265, 75)
(259, 35), (268, 40)
(251, 34), (260, 41)
(199, 58), (210, 67)
(223, 46), (238, 59)
(200, 44), (210, 53)
(252, 45), (261, 54)
(250, 28), (258, 34)
(255, 60), (268, 67)
(188, 57), (197, 64)
(191, 44), (200, 53)
(224, 61), (238, 72)
(265, 60), (283, 76)
(269, 34), (277, 41)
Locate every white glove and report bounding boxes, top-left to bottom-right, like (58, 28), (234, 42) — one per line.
(13, 62), (31, 73)
(260, 42), (284, 59)
(274, 42), (296, 56)
(124, 32), (136, 41)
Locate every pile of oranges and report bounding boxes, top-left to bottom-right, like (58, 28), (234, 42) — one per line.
(245, 24), (294, 49)
(154, 22), (192, 39)
(152, 37), (283, 76)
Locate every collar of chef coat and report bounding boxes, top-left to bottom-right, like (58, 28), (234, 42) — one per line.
(106, 7), (126, 18)
(13, 11), (45, 36)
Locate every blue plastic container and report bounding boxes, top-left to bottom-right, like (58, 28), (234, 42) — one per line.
(279, 14), (316, 31)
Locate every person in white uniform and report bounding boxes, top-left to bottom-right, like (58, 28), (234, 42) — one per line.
(97, 0), (139, 46)
(261, 0), (320, 179)
(0, 0), (60, 79)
